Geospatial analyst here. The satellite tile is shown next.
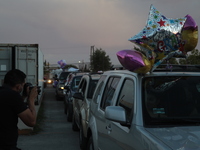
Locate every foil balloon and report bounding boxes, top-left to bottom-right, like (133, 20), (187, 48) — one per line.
(117, 50), (151, 74)
(118, 5), (198, 73)
(57, 60), (67, 69)
(181, 14), (198, 53)
(129, 5), (187, 65)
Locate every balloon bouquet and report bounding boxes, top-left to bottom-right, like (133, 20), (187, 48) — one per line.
(52, 59), (67, 87)
(57, 59), (67, 69)
(117, 5), (198, 74)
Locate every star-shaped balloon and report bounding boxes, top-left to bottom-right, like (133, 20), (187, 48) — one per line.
(129, 5), (187, 66)
(117, 5), (198, 74)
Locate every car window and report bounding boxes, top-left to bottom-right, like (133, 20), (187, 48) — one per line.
(78, 79), (86, 95)
(93, 75), (107, 103)
(100, 77), (121, 110)
(117, 78), (134, 124)
(82, 80), (87, 95)
(87, 80), (98, 99)
(59, 72), (70, 80)
(66, 73), (75, 85)
(142, 76), (200, 126)
(71, 76), (82, 91)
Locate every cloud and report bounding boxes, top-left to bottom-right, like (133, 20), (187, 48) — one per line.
(0, 0), (199, 65)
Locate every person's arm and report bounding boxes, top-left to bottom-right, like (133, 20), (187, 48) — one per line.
(18, 86), (38, 127)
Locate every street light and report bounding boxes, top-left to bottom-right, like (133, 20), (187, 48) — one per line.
(78, 61), (81, 71)
(78, 60), (85, 72)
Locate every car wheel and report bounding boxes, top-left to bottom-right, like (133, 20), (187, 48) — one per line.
(72, 114), (79, 131)
(79, 123), (87, 150)
(87, 136), (94, 150)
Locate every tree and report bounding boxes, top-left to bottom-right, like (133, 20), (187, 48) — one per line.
(90, 48), (112, 72)
(134, 46), (200, 65)
(162, 57), (179, 65)
(44, 60), (50, 75)
(179, 49), (200, 64)
(134, 46), (179, 64)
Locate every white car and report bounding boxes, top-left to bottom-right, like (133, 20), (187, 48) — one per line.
(72, 73), (101, 149)
(85, 65), (200, 150)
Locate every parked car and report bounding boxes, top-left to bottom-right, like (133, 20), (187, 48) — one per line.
(64, 74), (83, 121)
(55, 71), (71, 100)
(82, 65), (200, 150)
(72, 73), (101, 149)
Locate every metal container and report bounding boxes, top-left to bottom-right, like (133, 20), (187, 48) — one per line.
(0, 43), (44, 103)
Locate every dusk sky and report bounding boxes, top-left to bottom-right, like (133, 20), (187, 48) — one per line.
(0, 0), (199, 65)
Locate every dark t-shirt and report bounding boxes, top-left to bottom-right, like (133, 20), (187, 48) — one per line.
(0, 86), (28, 149)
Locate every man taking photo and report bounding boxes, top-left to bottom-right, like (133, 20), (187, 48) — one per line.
(0, 69), (38, 150)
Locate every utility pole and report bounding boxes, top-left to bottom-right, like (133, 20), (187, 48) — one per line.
(90, 45), (95, 71)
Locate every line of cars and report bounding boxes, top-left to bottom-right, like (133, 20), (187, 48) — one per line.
(54, 71), (101, 126)
(72, 73), (101, 149)
(53, 65), (200, 150)
(69, 65), (200, 150)
(64, 73), (84, 121)
(54, 71), (102, 149)
(55, 71), (71, 100)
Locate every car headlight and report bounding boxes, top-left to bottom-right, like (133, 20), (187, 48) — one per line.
(58, 84), (64, 89)
(47, 80), (52, 83)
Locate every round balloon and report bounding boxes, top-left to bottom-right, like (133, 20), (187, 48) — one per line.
(181, 14), (198, 53)
(117, 50), (151, 74)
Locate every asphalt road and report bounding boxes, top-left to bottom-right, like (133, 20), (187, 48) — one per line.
(18, 85), (80, 150)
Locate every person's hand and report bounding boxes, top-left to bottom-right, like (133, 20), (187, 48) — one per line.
(22, 86), (30, 101)
(28, 87), (38, 103)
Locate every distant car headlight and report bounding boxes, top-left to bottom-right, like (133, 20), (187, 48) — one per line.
(58, 84), (64, 88)
(58, 84), (65, 90)
(47, 79), (52, 84)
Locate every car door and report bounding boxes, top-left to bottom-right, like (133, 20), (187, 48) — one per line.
(74, 78), (87, 125)
(96, 76), (121, 149)
(99, 77), (136, 150)
(106, 77), (136, 150)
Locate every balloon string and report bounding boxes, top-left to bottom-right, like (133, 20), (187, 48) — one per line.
(166, 60), (173, 71)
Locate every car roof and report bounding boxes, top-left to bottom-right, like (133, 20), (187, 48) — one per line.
(81, 73), (101, 79)
(102, 65), (200, 77)
(74, 74), (83, 77)
(90, 74), (102, 80)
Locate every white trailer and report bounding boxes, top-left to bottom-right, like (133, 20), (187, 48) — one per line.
(0, 43), (44, 104)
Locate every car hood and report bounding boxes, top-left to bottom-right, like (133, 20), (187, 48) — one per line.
(145, 126), (200, 150)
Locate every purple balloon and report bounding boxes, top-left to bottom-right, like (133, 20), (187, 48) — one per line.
(117, 50), (145, 71)
(57, 61), (61, 65)
(183, 14), (198, 30)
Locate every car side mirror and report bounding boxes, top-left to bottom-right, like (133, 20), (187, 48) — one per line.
(105, 106), (127, 124)
(73, 92), (84, 100)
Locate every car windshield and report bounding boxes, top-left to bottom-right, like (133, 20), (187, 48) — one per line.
(142, 76), (200, 127)
(59, 72), (70, 80)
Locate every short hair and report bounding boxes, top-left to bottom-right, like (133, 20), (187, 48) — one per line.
(3, 69), (26, 87)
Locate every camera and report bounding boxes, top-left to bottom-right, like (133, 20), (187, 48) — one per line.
(23, 82), (41, 97)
